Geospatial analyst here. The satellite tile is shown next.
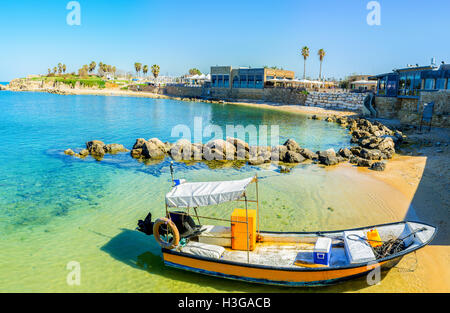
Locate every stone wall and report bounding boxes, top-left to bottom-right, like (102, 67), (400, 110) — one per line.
(375, 90), (449, 127)
(374, 96), (400, 118)
(304, 92), (366, 112)
(161, 86), (308, 105)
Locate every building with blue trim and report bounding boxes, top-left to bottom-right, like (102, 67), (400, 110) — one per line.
(210, 66), (295, 89)
(370, 63), (450, 98)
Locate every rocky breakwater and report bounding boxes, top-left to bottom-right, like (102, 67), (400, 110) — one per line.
(324, 115), (404, 171)
(126, 137), (325, 168)
(64, 117), (404, 172)
(64, 140), (129, 160)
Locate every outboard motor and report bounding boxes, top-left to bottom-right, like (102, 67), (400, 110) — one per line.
(137, 212), (154, 235)
(169, 211), (200, 238)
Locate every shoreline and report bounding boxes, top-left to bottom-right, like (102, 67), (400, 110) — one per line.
(1, 87), (358, 118)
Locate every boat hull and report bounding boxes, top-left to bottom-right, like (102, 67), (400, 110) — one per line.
(162, 250), (404, 287)
(159, 221), (436, 287)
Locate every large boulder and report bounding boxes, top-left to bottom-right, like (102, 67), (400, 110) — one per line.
(283, 139), (301, 153)
(248, 156), (265, 165)
(148, 138), (168, 153)
(105, 143), (128, 154)
(130, 148), (143, 158)
(132, 138), (147, 150)
(170, 139), (193, 160)
(300, 148), (318, 160)
(356, 158), (371, 167)
(142, 141), (165, 159)
(283, 151), (305, 163)
(226, 137), (249, 152)
(377, 137), (395, 151)
(317, 149), (338, 166)
(338, 148), (352, 159)
(271, 145), (288, 162)
(359, 148), (382, 160)
(86, 140), (105, 156)
(205, 139), (236, 160)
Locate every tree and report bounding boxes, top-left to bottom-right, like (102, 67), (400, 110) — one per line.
(112, 66), (116, 77)
(62, 64), (67, 74)
(89, 61), (96, 73)
(57, 63), (63, 74)
(318, 49), (326, 81)
(48, 68), (51, 75)
(143, 65), (148, 77)
(78, 65), (89, 78)
(189, 68), (201, 76)
(301, 46), (310, 79)
(151, 64), (160, 79)
(53, 67), (57, 74)
(134, 62), (142, 77)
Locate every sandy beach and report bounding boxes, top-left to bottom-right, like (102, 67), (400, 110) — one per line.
(352, 127), (450, 292)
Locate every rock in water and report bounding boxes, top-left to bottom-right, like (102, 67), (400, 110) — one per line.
(300, 148), (318, 160)
(279, 165), (291, 173)
(142, 141), (165, 159)
(79, 149), (89, 157)
(105, 143), (128, 154)
(132, 138), (147, 150)
(283, 139), (301, 153)
(86, 140), (105, 157)
(64, 149), (75, 156)
(284, 151), (305, 163)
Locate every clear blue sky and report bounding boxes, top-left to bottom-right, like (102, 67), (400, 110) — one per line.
(0, 0), (449, 81)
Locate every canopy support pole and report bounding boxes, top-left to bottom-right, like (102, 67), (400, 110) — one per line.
(244, 193), (250, 263)
(255, 175), (260, 237)
(193, 207), (201, 225)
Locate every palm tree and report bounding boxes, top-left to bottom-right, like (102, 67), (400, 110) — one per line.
(57, 63), (63, 75)
(53, 67), (57, 74)
(189, 68), (201, 76)
(62, 64), (67, 74)
(134, 62), (142, 77)
(301, 46), (310, 79)
(318, 49), (326, 81)
(89, 61), (96, 73)
(112, 66), (116, 78)
(143, 65), (148, 77)
(151, 64), (160, 79)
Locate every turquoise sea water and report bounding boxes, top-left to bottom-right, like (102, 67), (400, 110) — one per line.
(0, 91), (411, 292)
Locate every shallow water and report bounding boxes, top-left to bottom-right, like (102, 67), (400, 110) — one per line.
(0, 91), (416, 292)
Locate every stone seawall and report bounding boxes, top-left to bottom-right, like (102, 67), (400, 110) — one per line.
(162, 86), (308, 105)
(375, 90), (449, 128)
(304, 92), (366, 112)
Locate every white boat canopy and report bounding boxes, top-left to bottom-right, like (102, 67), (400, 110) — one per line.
(165, 176), (256, 208)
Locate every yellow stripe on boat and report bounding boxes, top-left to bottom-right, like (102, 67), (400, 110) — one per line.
(163, 252), (387, 284)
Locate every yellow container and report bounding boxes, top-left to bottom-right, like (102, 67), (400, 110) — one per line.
(231, 208), (256, 251)
(367, 228), (382, 248)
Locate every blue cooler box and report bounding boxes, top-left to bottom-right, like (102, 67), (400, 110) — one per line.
(313, 237), (332, 266)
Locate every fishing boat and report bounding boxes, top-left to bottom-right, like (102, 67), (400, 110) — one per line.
(137, 171), (436, 287)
